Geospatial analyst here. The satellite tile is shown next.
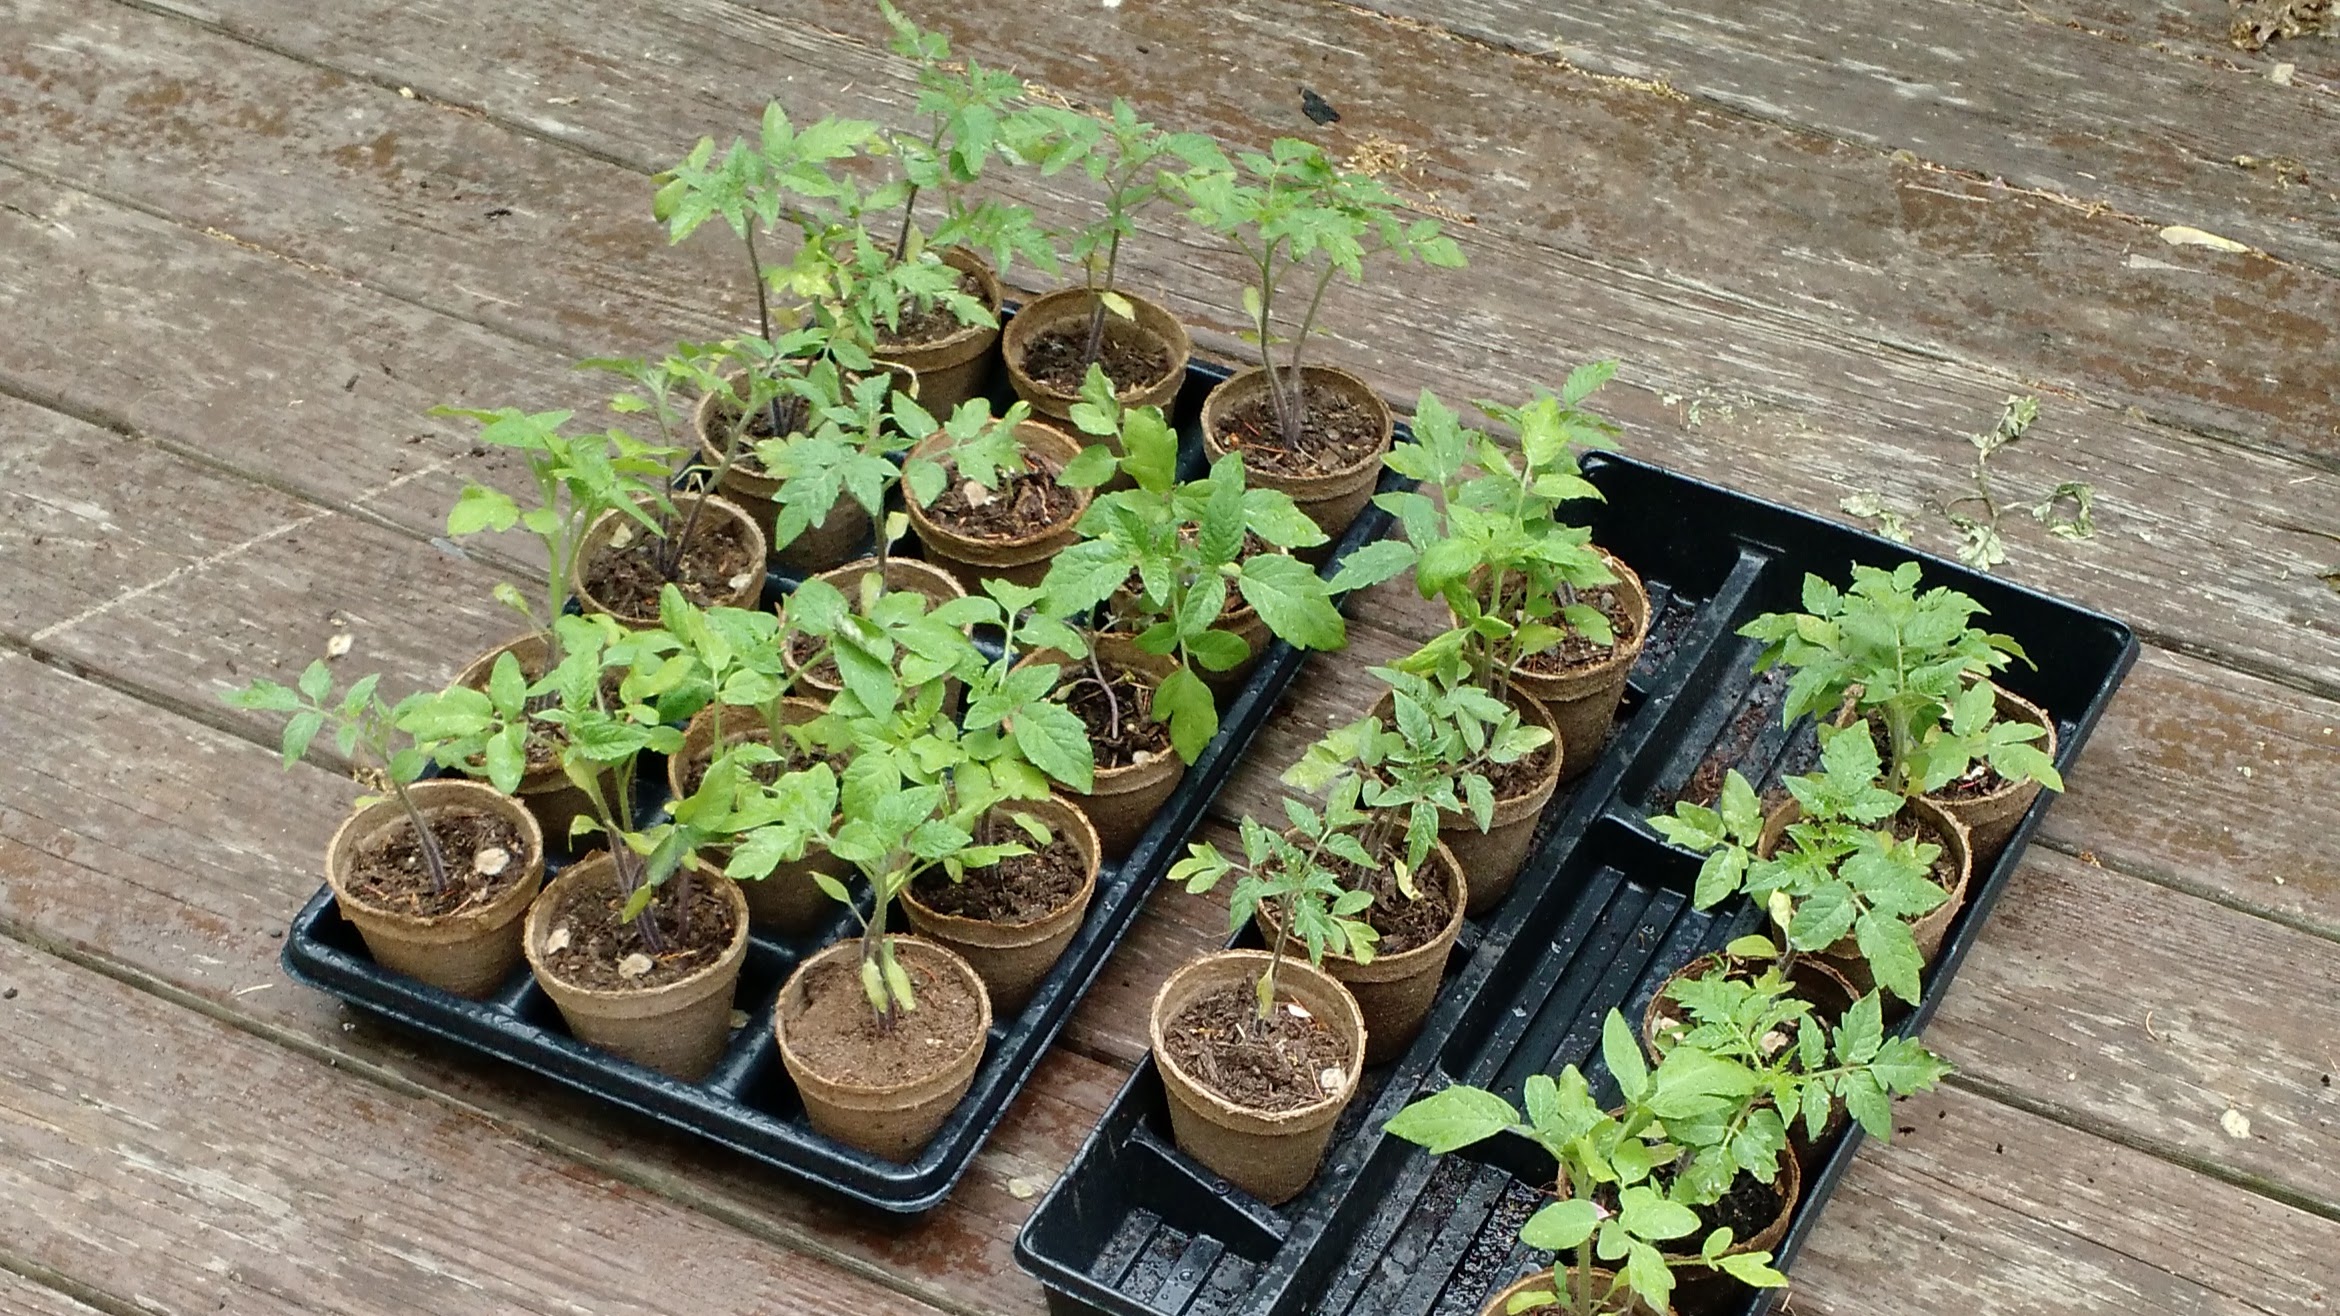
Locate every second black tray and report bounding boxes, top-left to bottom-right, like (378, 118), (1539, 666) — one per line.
(281, 349), (1409, 1213)
(1016, 451), (2139, 1314)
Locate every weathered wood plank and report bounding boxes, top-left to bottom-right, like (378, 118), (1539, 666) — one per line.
(1981, 0), (2340, 92)
(0, 1270), (108, 1316)
(82, 0), (2340, 472)
(0, 650), (1088, 1316)
(1345, 0), (2340, 276)
(1792, 1086), (2340, 1314)
(8, 67), (2340, 706)
(0, 938), (954, 1316)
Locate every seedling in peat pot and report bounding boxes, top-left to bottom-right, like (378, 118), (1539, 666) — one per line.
(1386, 1012), (1788, 1314)
(1042, 366), (1350, 758)
(1651, 725), (1949, 1005)
(1372, 369), (1630, 702)
(436, 407), (680, 659)
(1183, 138), (1463, 441)
(1740, 561), (2062, 802)
(1169, 796), (1381, 1022)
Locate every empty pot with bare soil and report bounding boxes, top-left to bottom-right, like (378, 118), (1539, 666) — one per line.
(522, 851), (751, 1080)
(774, 936), (992, 1161)
(327, 779), (545, 998)
(873, 246), (1002, 419)
(1147, 949), (1365, 1204)
(1004, 288), (1190, 422)
(904, 419), (1092, 593)
(667, 700), (850, 937)
(900, 795), (1101, 1012)
(571, 493), (768, 628)
(1014, 640), (1188, 859)
(1201, 365), (1392, 546)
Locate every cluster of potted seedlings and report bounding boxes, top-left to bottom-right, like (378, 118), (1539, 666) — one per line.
(225, 9), (2069, 1308)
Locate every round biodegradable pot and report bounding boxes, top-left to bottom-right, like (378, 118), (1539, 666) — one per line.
(455, 632), (599, 848)
(899, 795), (1101, 1012)
(1002, 286), (1190, 422)
(667, 699), (848, 937)
(774, 936), (992, 1161)
(692, 367), (911, 574)
(904, 420), (1092, 593)
(326, 779), (545, 998)
(873, 246), (1001, 419)
(1149, 949), (1366, 1205)
(1481, 1270), (1650, 1316)
(1926, 682), (2058, 863)
(1014, 639), (1188, 859)
(1369, 688), (1563, 916)
(1758, 795), (1974, 996)
(1200, 364), (1393, 546)
(523, 852), (751, 1080)
(570, 493), (768, 628)
(1641, 951), (1859, 1059)
(1254, 839), (1465, 1065)
(1665, 1155), (1801, 1307)
(786, 557), (968, 704)
(1477, 549), (1650, 784)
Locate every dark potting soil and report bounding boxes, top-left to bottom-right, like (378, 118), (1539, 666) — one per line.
(1216, 379), (1384, 478)
(344, 806), (532, 919)
(1682, 1169), (1785, 1252)
(780, 945), (986, 1087)
(1326, 844), (1457, 956)
(1162, 979), (1352, 1113)
(538, 867), (740, 992)
(878, 268), (990, 348)
(1057, 656), (1174, 771)
(581, 507), (761, 618)
(1515, 585), (1643, 674)
(921, 451), (1082, 542)
(785, 632), (844, 690)
(1888, 809), (1961, 891)
(909, 830), (1087, 925)
(1474, 729), (1556, 803)
(1020, 319), (1173, 395)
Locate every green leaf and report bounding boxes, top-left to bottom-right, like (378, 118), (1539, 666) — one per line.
(482, 727), (527, 794)
(1325, 539), (1416, 593)
(1384, 1084), (1519, 1154)
(1519, 1198), (1601, 1251)
(281, 710), (324, 767)
(1057, 442), (1120, 490)
(297, 660), (332, 703)
(1853, 909), (1926, 1006)
(1238, 553), (1346, 651)
(1603, 1010), (1649, 1104)
(1616, 1185), (1701, 1242)
(1011, 700), (1096, 793)
(1718, 1252), (1790, 1288)
(1154, 665), (1218, 763)
(1183, 628), (1252, 672)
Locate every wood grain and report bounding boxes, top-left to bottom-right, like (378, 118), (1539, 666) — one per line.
(1978, 0), (2340, 92)
(0, 1270), (108, 1316)
(1347, 0), (2340, 276)
(0, 937), (952, 1316)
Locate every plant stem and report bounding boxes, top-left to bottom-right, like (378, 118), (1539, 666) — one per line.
(741, 226), (789, 440)
(1575, 1238), (1594, 1316)
(1086, 646), (1123, 741)
(1279, 263), (1339, 437)
(1080, 231), (1124, 370)
(387, 776), (452, 896)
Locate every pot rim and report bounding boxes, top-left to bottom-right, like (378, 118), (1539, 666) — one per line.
(522, 851), (752, 1001)
(326, 778), (546, 928)
(1148, 948), (1365, 1124)
(897, 795), (1103, 934)
(773, 935), (994, 1097)
(571, 492), (768, 624)
(1200, 363), (1395, 486)
(1000, 285), (1190, 404)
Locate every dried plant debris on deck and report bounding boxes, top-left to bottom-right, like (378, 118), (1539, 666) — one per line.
(2231, 0), (2333, 51)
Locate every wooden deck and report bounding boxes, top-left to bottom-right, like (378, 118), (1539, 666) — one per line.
(2, 0), (2336, 1310)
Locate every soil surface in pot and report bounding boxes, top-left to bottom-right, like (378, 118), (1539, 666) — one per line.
(537, 872), (741, 992)
(346, 808), (532, 919)
(1162, 980), (1352, 1112)
(582, 509), (761, 617)
(920, 452), (1081, 541)
(783, 947), (986, 1085)
(878, 269), (990, 347)
(1513, 585), (1643, 674)
(1888, 810), (1962, 889)
(1474, 733), (1557, 802)
(909, 829), (1087, 923)
(710, 393), (815, 470)
(1057, 656), (1173, 770)
(1218, 378), (1383, 478)
(1682, 1170), (1784, 1250)
(1021, 320), (1172, 394)
(1328, 842), (1457, 956)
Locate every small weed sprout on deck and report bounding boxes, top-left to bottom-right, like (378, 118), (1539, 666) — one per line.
(1041, 366), (1348, 759)
(1386, 1012), (1789, 1314)
(1183, 138), (1463, 441)
(1169, 789), (1381, 1023)
(434, 406), (678, 657)
(222, 658), (528, 895)
(1652, 726), (1949, 1005)
(1739, 562), (2062, 801)
(1372, 368), (1626, 697)
(1841, 394), (2095, 570)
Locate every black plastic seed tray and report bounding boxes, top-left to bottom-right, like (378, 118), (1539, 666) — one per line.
(281, 349), (1413, 1214)
(1016, 450), (2140, 1315)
